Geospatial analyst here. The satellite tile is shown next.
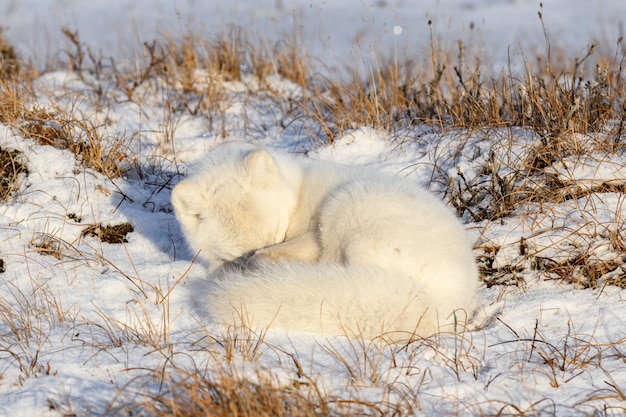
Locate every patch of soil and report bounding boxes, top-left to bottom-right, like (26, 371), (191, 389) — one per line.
(82, 223), (134, 244)
(0, 147), (29, 200)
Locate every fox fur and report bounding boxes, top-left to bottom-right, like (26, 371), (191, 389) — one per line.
(172, 145), (479, 341)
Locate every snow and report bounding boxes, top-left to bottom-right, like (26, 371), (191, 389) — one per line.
(2, 1), (626, 415)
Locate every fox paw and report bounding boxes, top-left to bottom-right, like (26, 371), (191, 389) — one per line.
(245, 248), (280, 269)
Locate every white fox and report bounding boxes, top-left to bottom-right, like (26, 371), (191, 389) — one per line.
(172, 145), (479, 342)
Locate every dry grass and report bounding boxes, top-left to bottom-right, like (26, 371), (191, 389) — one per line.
(134, 368), (335, 417)
(0, 81), (129, 180)
(0, 274), (77, 383)
(0, 79), (30, 124)
(15, 106), (128, 177)
(2, 18), (624, 140)
(303, 19), (625, 142)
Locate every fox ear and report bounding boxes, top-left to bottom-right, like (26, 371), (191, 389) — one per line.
(246, 149), (277, 185)
(171, 182), (204, 214)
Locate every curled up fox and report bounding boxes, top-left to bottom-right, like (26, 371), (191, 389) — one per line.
(172, 145), (479, 342)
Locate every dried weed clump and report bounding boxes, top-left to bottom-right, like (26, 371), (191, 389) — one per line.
(300, 6), (626, 144)
(82, 223), (134, 244)
(136, 369), (332, 417)
(1, 83), (128, 179)
(16, 107), (128, 178)
(0, 146), (28, 201)
(309, 34), (625, 142)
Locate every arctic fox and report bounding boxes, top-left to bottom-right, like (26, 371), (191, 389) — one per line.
(172, 145), (479, 341)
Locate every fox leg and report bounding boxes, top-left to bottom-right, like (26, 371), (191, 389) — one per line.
(247, 232), (321, 267)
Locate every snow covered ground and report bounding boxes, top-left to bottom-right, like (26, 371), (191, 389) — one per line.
(1, 1), (626, 416)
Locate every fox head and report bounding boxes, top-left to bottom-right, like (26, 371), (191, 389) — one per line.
(171, 148), (298, 270)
